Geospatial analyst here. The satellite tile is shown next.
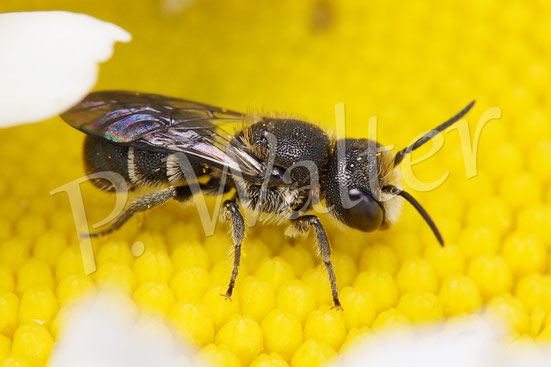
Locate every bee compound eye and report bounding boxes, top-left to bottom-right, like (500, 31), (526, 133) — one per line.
(343, 189), (384, 232)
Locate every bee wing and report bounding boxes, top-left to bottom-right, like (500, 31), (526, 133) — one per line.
(61, 90), (265, 178)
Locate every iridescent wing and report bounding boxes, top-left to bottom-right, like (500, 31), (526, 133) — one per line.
(61, 90), (265, 179)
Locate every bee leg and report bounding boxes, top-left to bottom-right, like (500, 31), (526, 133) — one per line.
(289, 215), (342, 309)
(200, 177), (233, 196)
(220, 200), (245, 300)
(86, 185), (192, 238)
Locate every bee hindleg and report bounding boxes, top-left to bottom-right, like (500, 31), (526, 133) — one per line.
(85, 178), (229, 238)
(220, 200), (245, 299)
(86, 186), (190, 238)
(289, 215), (341, 309)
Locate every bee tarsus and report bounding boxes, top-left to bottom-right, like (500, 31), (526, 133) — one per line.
(290, 215), (341, 308)
(220, 200), (245, 299)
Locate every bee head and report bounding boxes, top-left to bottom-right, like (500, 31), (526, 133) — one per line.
(324, 138), (395, 232)
(323, 100), (476, 246)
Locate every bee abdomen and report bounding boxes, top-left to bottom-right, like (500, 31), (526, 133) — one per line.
(83, 136), (210, 191)
(128, 147), (169, 187)
(83, 135), (135, 191)
(83, 136), (171, 191)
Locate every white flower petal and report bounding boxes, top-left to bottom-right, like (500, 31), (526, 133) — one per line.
(0, 11), (131, 127)
(49, 294), (194, 367)
(335, 316), (551, 367)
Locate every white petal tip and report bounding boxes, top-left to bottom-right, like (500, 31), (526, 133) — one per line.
(0, 11), (132, 127)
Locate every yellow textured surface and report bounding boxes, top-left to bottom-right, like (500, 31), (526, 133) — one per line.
(1, 0), (551, 366)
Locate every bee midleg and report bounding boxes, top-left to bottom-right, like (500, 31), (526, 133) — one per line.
(220, 199), (245, 299)
(288, 215), (341, 309)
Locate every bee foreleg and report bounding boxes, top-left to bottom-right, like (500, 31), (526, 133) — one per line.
(289, 215), (342, 309)
(220, 200), (245, 300)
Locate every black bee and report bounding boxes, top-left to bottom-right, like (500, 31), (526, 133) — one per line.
(61, 91), (474, 309)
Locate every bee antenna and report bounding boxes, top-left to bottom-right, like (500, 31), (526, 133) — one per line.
(383, 185), (444, 246)
(394, 100), (475, 166)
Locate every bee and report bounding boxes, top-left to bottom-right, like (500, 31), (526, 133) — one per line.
(61, 91), (475, 309)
